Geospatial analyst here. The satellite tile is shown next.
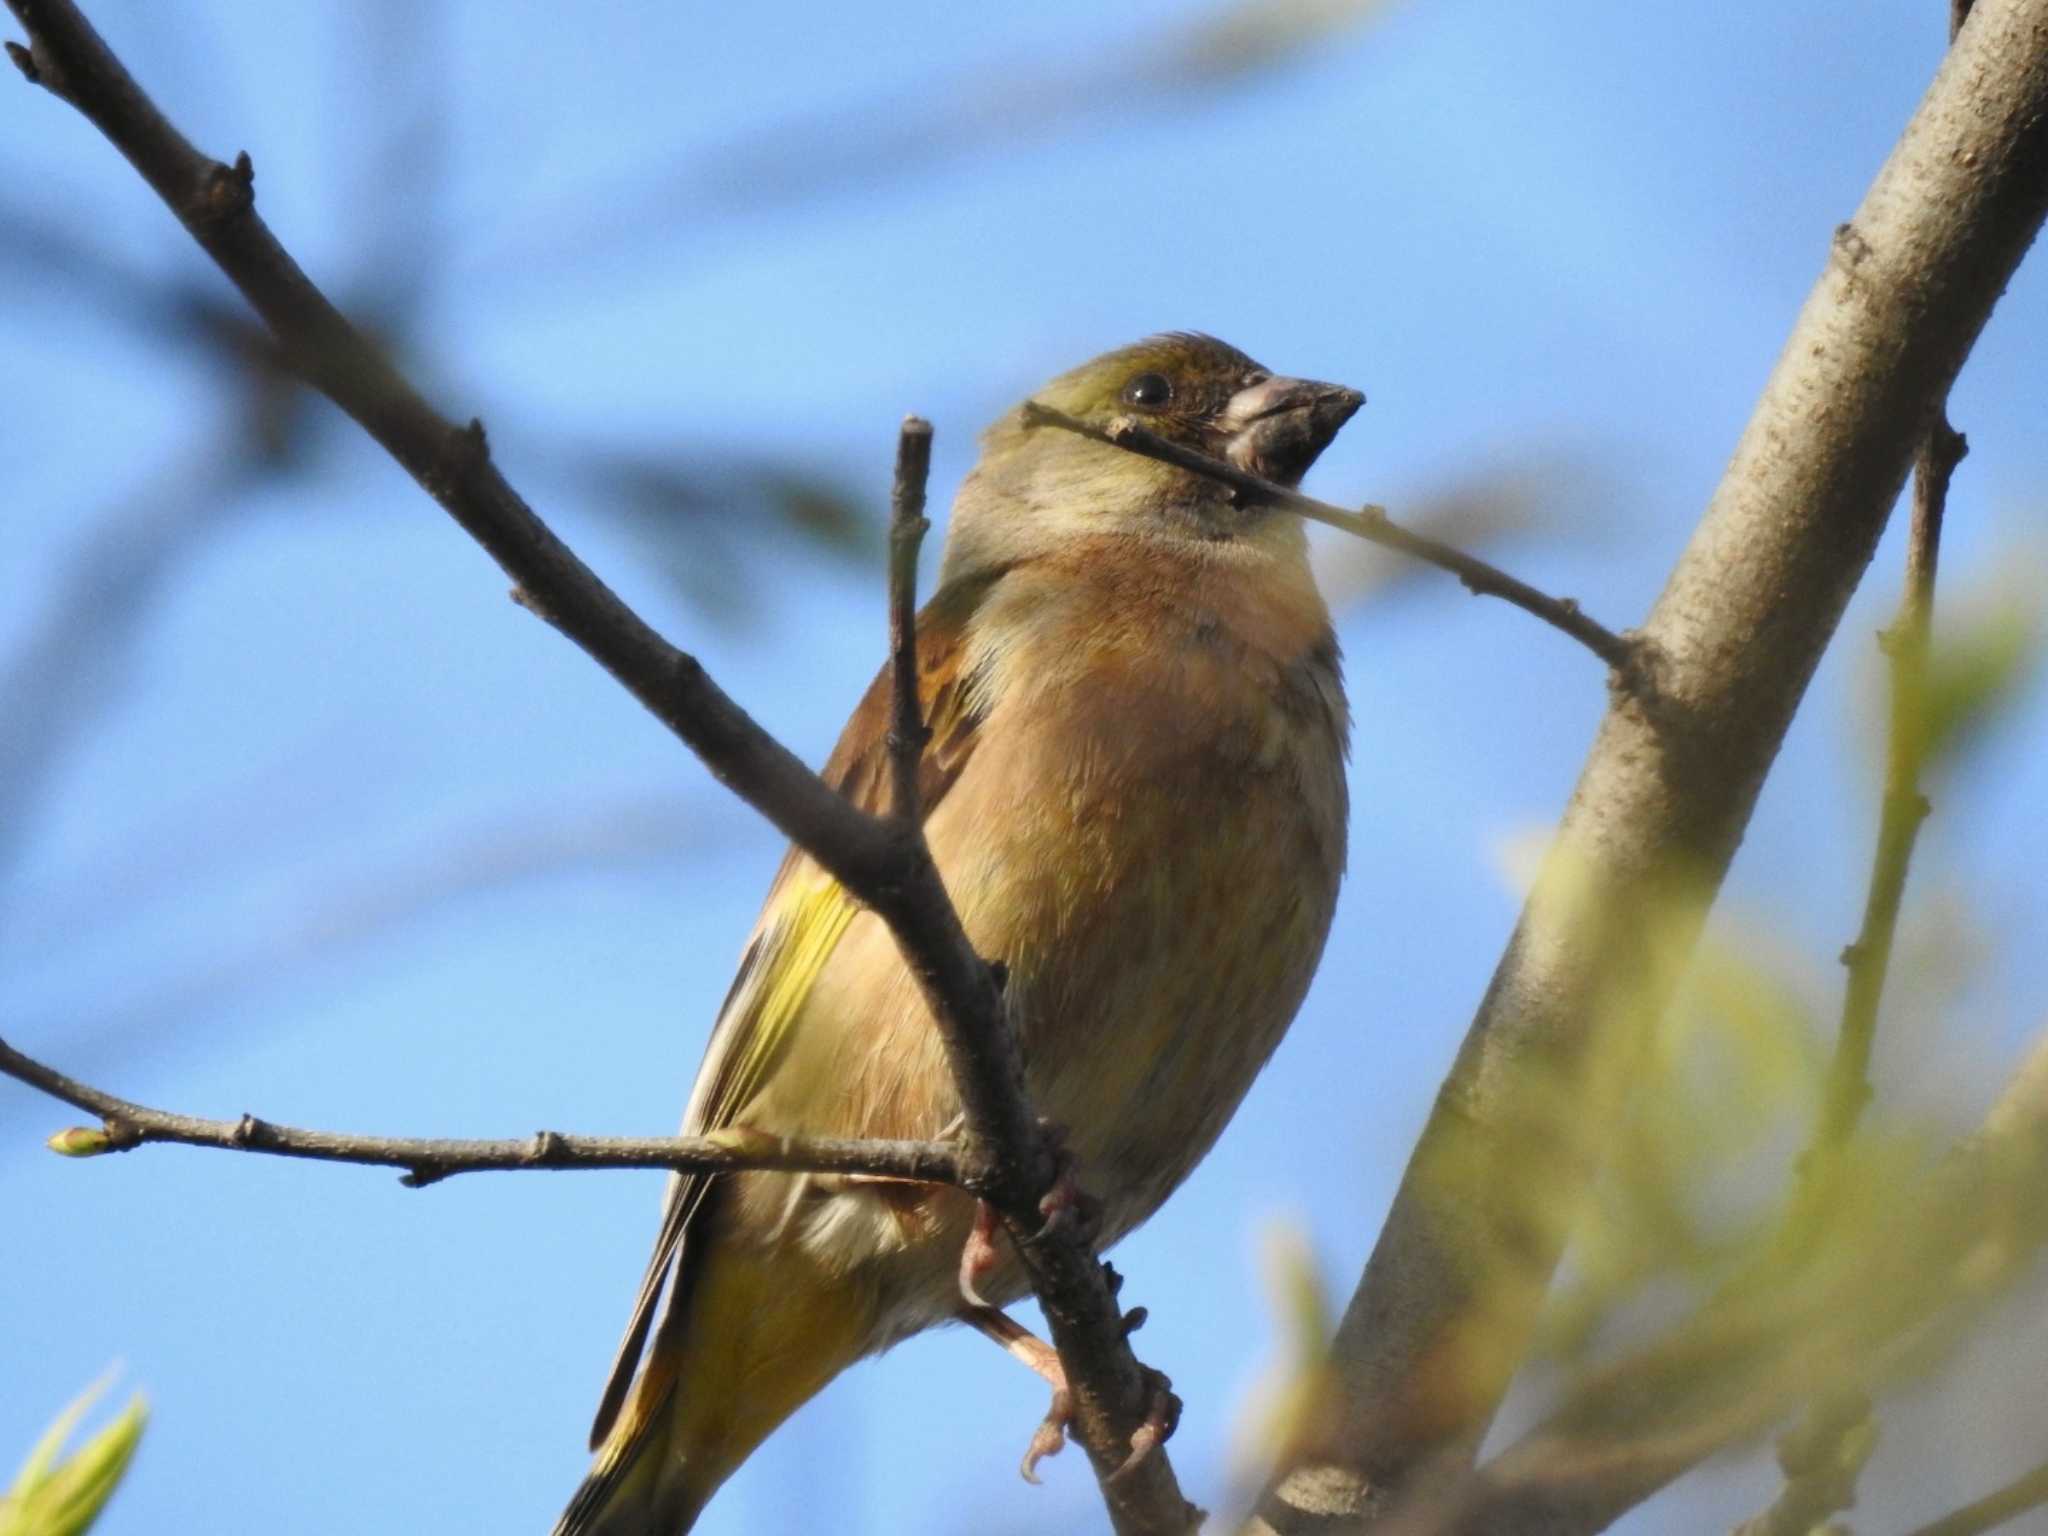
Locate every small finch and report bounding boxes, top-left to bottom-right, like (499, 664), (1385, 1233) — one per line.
(555, 333), (1360, 1534)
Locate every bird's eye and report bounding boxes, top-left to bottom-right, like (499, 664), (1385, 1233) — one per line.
(1121, 372), (1174, 410)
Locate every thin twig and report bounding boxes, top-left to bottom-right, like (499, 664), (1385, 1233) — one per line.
(1902, 1450), (2048, 1536)
(2, 5), (1192, 1529)
(1814, 388), (1969, 1156)
(1813, 0), (1976, 1151)
(1019, 399), (1638, 674)
(0, 1034), (961, 1189)
(1746, 9), (1980, 1522)
(886, 415), (934, 826)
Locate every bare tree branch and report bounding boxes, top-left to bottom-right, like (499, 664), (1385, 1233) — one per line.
(0, 1034), (963, 1189)
(1248, 1), (2048, 1529)
(1020, 401), (1637, 672)
(886, 416), (935, 826)
(1, 4), (1192, 1529)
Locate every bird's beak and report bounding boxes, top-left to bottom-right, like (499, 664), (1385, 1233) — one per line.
(1219, 375), (1364, 488)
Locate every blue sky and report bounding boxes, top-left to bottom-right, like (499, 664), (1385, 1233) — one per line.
(4, 2), (2046, 1532)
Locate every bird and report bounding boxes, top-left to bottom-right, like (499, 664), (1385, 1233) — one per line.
(554, 332), (1361, 1534)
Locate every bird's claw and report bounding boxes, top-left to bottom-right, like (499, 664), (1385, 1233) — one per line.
(958, 1198), (1002, 1308)
(1032, 1131), (1102, 1244)
(1108, 1369), (1181, 1484)
(1019, 1386), (1072, 1484)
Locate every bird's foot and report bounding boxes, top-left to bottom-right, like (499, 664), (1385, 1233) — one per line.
(958, 1198), (1003, 1308)
(959, 1304), (1072, 1483)
(1031, 1123), (1102, 1244)
(1020, 1384), (1073, 1484)
(1109, 1366), (1182, 1482)
(955, 1121), (1098, 1303)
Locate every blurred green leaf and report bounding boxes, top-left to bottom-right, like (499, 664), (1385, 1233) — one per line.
(1919, 576), (2043, 769)
(1, 1375), (147, 1536)
(1230, 1221), (1338, 1489)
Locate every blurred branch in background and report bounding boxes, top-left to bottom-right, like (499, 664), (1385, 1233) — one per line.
(0, 439), (258, 885)
(9, 792), (747, 1074)
(1390, 1021), (2048, 1536)
(1903, 1451), (2048, 1536)
(478, 0), (1396, 282)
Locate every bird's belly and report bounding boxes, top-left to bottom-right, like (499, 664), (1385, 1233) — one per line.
(943, 682), (1348, 1246)
(747, 666), (1346, 1339)
(1012, 795), (1339, 1239)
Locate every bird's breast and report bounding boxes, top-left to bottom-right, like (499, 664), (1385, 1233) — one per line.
(933, 562), (1349, 1238)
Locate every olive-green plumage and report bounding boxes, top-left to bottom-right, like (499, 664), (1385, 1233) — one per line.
(554, 334), (1360, 1535)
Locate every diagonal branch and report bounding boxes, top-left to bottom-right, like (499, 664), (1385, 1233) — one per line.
(1903, 1450), (2048, 1536)
(1248, 0), (2048, 1529)
(1019, 400), (1636, 672)
(0, 1034), (963, 1189)
(1, 4), (1191, 1530)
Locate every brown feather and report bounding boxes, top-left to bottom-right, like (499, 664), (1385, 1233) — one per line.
(582, 565), (1007, 1453)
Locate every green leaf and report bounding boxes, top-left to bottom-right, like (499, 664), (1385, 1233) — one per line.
(1, 1375), (148, 1536)
(1920, 581), (2043, 768)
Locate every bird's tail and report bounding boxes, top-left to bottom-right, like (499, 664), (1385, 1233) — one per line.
(551, 1242), (874, 1535)
(550, 1377), (712, 1536)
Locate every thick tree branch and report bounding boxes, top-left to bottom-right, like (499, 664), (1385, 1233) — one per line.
(2, 4), (1191, 1529)
(1019, 401), (1637, 673)
(0, 1034), (962, 1189)
(1251, 2), (2048, 1530)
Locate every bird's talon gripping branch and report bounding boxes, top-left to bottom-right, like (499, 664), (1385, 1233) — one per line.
(1108, 1369), (1182, 1484)
(1026, 1119), (1102, 1243)
(959, 1302), (1079, 1486)
(1034, 1164), (1102, 1245)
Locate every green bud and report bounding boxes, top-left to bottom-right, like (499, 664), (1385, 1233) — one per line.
(47, 1125), (113, 1158)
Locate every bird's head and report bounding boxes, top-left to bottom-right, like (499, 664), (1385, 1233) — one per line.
(944, 333), (1362, 581)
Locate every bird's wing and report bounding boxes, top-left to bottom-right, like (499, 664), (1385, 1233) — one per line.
(587, 568), (1003, 1449)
